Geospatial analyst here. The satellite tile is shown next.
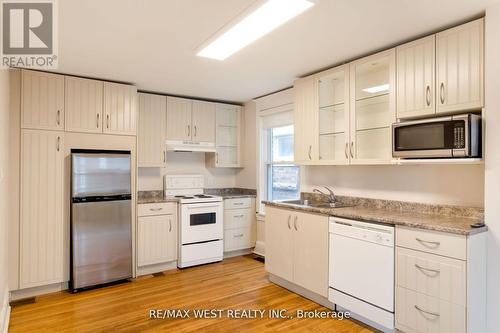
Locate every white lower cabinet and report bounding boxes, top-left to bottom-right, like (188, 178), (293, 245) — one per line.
(265, 206), (329, 297)
(137, 203), (177, 268)
(395, 226), (486, 333)
(20, 129), (65, 288)
(223, 198), (255, 252)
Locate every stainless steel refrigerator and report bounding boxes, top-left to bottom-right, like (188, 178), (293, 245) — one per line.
(70, 150), (132, 291)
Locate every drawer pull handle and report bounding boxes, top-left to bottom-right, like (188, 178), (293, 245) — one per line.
(415, 238), (440, 247)
(234, 234), (244, 238)
(234, 215), (244, 218)
(415, 264), (440, 275)
(415, 305), (440, 318)
(149, 208), (163, 211)
(287, 215), (291, 230)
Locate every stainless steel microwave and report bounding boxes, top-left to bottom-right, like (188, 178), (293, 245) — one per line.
(392, 114), (481, 158)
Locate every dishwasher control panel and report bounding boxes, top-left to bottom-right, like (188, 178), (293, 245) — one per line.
(329, 217), (394, 247)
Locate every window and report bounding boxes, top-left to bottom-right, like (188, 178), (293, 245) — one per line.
(266, 125), (300, 201)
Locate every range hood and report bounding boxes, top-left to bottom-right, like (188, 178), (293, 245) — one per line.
(166, 140), (216, 153)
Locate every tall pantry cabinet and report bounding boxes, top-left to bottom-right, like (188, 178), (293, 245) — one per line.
(10, 69), (138, 292)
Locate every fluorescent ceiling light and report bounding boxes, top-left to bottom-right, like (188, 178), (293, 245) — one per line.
(362, 84), (389, 94)
(197, 0), (315, 60)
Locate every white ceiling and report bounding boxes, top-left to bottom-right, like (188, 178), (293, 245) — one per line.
(57, 0), (496, 103)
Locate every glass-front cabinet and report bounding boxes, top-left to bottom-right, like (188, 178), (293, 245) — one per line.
(349, 49), (396, 163)
(316, 65), (350, 164)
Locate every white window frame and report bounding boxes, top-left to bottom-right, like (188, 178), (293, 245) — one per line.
(255, 94), (298, 214)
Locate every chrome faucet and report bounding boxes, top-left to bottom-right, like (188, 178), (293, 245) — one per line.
(313, 186), (336, 203)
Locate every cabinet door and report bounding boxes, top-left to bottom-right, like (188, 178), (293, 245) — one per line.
(216, 104), (240, 127)
(137, 214), (176, 266)
(192, 100), (215, 143)
(21, 70), (64, 130)
(317, 65), (350, 164)
(397, 35), (436, 119)
(350, 48), (396, 164)
(20, 129), (64, 288)
(166, 97), (192, 141)
(138, 93), (167, 167)
(293, 76), (318, 164)
(103, 82), (137, 135)
(65, 77), (103, 133)
(436, 18), (484, 114)
(214, 104), (241, 167)
(292, 211), (329, 297)
(265, 207), (293, 282)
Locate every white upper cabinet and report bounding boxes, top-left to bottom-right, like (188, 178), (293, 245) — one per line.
(138, 93), (167, 167)
(316, 65), (350, 164)
(436, 18), (484, 114)
(65, 77), (104, 133)
(21, 70), (64, 131)
(397, 35), (436, 119)
(293, 76), (318, 164)
(103, 82), (137, 135)
(20, 129), (65, 288)
(207, 103), (242, 168)
(192, 100), (215, 143)
(166, 97), (192, 141)
(349, 48), (396, 164)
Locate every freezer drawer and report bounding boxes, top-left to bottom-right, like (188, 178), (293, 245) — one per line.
(71, 199), (132, 289)
(72, 152), (131, 197)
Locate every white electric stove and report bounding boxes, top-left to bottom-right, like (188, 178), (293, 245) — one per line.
(164, 175), (223, 268)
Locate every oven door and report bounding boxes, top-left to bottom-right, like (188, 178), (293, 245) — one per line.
(392, 116), (466, 158)
(180, 202), (223, 244)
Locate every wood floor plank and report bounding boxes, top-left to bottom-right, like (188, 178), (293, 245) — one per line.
(9, 255), (376, 332)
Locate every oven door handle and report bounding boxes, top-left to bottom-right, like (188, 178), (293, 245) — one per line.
(186, 203), (221, 209)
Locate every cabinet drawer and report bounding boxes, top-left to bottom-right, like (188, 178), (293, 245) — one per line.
(138, 202), (177, 217)
(396, 227), (466, 260)
(396, 247), (466, 306)
(224, 227), (255, 252)
(396, 287), (465, 333)
(224, 209), (251, 229)
(224, 197), (251, 210)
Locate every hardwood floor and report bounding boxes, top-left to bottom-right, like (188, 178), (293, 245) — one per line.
(9, 255), (375, 332)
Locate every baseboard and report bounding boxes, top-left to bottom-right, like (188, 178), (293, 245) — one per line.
(136, 261), (177, 277)
(268, 274), (333, 309)
(223, 248), (254, 258)
(10, 282), (68, 301)
(253, 241), (265, 257)
(1, 289), (10, 333)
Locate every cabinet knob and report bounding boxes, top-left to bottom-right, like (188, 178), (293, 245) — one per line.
(106, 114), (110, 128)
(287, 215), (291, 229)
(344, 142), (349, 159)
(56, 136), (60, 152)
(293, 216), (298, 231)
(350, 142), (354, 158)
(425, 85), (431, 106)
(97, 113), (100, 128)
(308, 145), (312, 160)
(57, 110), (61, 125)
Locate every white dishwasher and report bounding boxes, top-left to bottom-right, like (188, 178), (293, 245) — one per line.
(329, 217), (395, 332)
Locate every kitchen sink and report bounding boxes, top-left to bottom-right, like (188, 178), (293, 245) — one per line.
(280, 200), (354, 209)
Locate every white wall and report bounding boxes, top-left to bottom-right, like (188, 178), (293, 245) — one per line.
(235, 101), (257, 189)
(0, 70), (10, 332)
(484, 5), (500, 332)
(138, 152), (236, 191)
(303, 164), (484, 206)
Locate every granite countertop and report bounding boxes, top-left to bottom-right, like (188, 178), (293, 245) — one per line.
(138, 188), (257, 204)
(137, 191), (179, 204)
(263, 194), (486, 235)
(204, 188), (257, 199)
